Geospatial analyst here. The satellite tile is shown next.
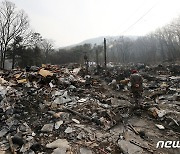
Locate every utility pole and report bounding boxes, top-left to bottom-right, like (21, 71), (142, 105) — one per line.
(84, 52), (88, 74)
(104, 38), (107, 68)
(96, 49), (99, 67)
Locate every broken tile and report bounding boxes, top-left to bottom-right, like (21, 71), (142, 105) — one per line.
(41, 124), (54, 132)
(46, 139), (70, 149)
(80, 147), (92, 154)
(55, 121), (63, 129)
(118, 140), (143, 154)
(65, 127), (73, 134)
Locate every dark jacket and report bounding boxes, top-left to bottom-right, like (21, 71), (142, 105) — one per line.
(130, 73), (143, 92)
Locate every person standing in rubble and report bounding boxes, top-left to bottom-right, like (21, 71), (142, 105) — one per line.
(130, 70), (143, 104)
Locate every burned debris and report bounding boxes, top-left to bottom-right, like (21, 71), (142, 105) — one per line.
(0, 63), (180, 154)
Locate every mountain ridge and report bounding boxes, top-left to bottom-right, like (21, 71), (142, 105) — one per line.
(60, 35), (139, 49)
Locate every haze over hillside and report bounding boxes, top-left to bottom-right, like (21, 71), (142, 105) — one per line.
(61, 35), (139, 49)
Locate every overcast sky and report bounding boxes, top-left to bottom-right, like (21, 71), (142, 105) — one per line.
(7, 0), (180, 47)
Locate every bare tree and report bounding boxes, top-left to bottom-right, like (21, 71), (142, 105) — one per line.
(0, 0), (29, 68)
(29, 32), (42, 48)
(41, 39), (54, 63)
(112, 36), (132, 63)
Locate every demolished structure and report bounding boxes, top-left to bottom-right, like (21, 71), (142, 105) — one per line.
(0, 63), (180, 154)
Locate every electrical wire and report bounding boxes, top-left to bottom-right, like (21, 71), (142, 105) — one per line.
(120, 2), (158, 35)
(112, 1), (147, 35)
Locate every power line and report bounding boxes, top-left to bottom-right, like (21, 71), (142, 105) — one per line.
(120, 2), (158, 35)
(112, 1), (147, 35)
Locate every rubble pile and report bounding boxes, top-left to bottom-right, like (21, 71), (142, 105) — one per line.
(0, 63), (180, 154)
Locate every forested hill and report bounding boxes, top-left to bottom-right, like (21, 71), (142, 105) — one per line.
(62, 35), (139, 49)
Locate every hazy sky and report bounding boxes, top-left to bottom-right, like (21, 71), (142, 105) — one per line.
(7, 0), (180, 47)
